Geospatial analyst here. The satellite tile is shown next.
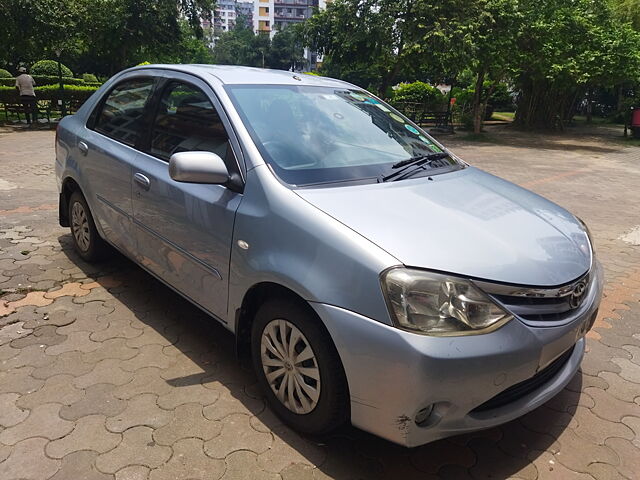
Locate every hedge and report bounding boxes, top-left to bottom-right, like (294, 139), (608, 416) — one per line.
(0, 68), (12, 78)
(31, 60), (73, 77)
(390, 82), (448, 110)
(82, 73), (99, 83)
(0, 75), (102, 87)
(0, 84), (99, 104)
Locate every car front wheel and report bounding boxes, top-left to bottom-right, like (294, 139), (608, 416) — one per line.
(251, 299), (349, 435)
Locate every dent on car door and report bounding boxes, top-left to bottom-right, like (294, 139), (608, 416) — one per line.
(131, 79), (243, 322)
(81, 77), (156, 255)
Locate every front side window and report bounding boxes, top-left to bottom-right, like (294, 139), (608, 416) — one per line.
(94, 78), (155, 146)
(150, 82), (231, 161)
(225, 85), (463, 186)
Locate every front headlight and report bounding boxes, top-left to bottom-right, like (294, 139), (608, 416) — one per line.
(381, 268), (513, 336)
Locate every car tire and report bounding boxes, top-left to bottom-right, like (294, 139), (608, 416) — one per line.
(251, 298), (349, 435)
(68, 191), (107, 262)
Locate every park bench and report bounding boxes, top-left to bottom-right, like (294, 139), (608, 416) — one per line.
(1, 102), (25, 123)
(1, 100), (53, 125)
(392, 101), (452, 131)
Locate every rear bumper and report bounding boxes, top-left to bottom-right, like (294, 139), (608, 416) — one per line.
(311, 262), (603, 447)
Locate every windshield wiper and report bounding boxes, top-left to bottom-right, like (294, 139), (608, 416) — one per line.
(379, 152), (450, 183)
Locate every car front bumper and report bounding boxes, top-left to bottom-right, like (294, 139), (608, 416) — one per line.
(311, 261), (603, 447)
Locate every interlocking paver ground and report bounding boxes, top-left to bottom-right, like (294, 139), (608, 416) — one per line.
(1, 125), (640, 479)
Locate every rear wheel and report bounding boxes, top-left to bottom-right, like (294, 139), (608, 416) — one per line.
(68, 191), (107, 262)
(251, 299), (349, 435)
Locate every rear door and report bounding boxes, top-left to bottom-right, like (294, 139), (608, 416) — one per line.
(131, 75), (244, 322)
(81, 77), (156, 255)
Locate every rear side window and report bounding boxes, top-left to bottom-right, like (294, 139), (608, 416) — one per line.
(93, 78), (155, 146)
(149, 82), (230, 161)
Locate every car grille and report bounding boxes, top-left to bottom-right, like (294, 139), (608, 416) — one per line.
(470, 345), (575, 413)
(476, 271), (591, 325)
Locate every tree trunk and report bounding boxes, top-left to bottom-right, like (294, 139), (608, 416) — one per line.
(616, 84), (624, 112)
(586, 87), (593, 124)
(472, 69), (486, 134)
(379, 59), (403, 98)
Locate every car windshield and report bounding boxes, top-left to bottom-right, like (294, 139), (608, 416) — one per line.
(225, 85), (463, 186)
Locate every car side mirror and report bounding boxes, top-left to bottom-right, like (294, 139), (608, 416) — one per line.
(169, 151), (229, 185)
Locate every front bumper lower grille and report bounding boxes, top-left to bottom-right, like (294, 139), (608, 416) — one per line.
(471, 345), (575, 413)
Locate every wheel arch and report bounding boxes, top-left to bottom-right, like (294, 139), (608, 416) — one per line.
(234, 281), (335, 360)
(59, 176), (82, 227)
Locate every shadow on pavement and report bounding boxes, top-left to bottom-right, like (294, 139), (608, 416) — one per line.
(58, 232), (578, 479)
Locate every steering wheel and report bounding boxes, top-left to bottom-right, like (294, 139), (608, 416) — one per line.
(262, 139), (318, 169)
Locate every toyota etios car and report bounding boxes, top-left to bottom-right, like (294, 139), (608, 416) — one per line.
(55, 65), (603, 447)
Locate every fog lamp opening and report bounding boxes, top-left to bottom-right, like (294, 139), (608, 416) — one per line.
(415, 404), (434, 426)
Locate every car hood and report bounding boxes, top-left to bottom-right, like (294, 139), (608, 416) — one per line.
(295, 167), (591, 286)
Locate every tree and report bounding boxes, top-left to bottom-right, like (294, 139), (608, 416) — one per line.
(512, 0), (640, 129)
(269, 25), (306, 71)
(1, 0), (84, 70)
(610, 0), (640, 29)
(212, 21), (266, 67)
(0, 0), (215, 75)
(467, 0), (522, 133)
(302, 0), (479, 95)
(81, 0), (214, 74)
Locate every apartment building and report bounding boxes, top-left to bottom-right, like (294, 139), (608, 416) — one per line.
(211, 0), (254, 33)
(253, 0), (321, 36)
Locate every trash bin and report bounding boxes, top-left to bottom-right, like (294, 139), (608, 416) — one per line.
(632, 107), (640, 139)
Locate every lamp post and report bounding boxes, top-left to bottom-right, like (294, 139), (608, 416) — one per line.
(54, 48), (66, 117)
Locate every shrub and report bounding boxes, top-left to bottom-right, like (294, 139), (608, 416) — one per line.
(390, 82), (447, 110)
(0, 68), (12, 78)
(0, 76), (93, 87)
(0, 84), (99, 104)
(137, 61), (151, 66)
(31, 60), (73, 77)
(82, 73), (99, 83)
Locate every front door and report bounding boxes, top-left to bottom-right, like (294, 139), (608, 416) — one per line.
(131, 78), (243, 322)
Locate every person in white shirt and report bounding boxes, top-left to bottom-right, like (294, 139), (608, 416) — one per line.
(15, 67), (37, 126)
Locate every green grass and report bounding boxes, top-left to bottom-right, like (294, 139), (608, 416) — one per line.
(572, 115), (625, 127)
(492, 111), (515, 121)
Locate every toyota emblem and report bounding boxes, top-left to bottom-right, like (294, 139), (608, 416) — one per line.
(569, 281), (587, 308)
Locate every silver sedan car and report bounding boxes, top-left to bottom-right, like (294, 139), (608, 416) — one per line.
(55, 65), (603, 447)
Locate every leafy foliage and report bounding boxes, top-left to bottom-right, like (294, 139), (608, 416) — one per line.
(390, 82), (447, 109)
(1, 0), (214, 75)
(212, 23), (306, 70)
(304, 0), (640, 130)
(0, 75), (90, 87)
(0, 69), (13, 78)
(31, 60), (73, 77)
(0, 84), (99, 103)
(302, 0), (480, 94)
(82, 73), (99, 83)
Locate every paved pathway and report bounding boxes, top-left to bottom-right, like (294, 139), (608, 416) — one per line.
(0, 125), (639, 479)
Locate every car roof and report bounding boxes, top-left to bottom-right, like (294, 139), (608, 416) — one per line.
(126, 64), (355, 89)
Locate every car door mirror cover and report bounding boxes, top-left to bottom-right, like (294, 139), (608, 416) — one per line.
(169, 151), (230, 184)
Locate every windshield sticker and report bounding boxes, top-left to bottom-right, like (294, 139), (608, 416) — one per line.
(404, 124), (420, 135)
(389, 113), (405, 123)
(430, 145), (443, 153)
(349, 92), (366, 101)
(376, 104), (391, 112)
(419, 135), (432, 144)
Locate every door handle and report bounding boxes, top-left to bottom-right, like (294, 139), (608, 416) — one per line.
(78, 141), (89, 156)
(133, 172), (151, 191)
